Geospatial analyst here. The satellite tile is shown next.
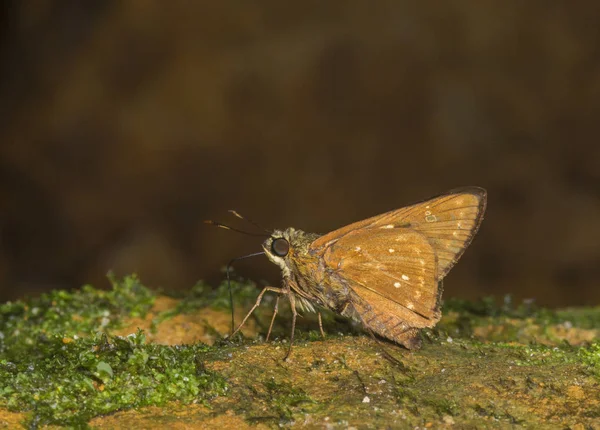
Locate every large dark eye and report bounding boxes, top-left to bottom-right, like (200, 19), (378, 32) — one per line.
(271, 238), (290, 257)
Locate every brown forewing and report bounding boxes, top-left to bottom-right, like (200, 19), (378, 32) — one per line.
(311, 187), (487, 279)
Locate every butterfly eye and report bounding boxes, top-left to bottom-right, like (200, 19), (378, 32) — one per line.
(271, 238), (290, 257)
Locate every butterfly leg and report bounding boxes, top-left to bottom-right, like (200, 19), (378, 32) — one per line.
(283, 293), (298, 361)
(265, 294), (280, 342)
(231, 286), (284, 338)
(317, 312), (326, 339)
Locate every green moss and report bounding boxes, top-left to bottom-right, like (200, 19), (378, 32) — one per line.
(579, 341), (600, 378)
(554, 308), (600, 330)
(443, 295), (600, 329)
(1, 276), (600, 428)
(471, 403), (525, 424)
(260, 378), (316, 423)
(422, 397), (460, 417)
(0, 276), (227, 428)
(0, 330), (226, 428)
(0, 273), (155, 356)
(508, 343), (577, 367)
(153, 278), (260, 325)
(436, 295), (600, 347)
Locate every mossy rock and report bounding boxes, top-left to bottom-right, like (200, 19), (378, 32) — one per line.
(0, 275), (598, 429)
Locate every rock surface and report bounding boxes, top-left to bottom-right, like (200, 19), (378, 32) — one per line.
(0, 276), (598, 428)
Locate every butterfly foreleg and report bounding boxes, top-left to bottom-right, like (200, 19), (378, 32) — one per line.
(265, 294), (280, 342)
(231, 286), (284, 338)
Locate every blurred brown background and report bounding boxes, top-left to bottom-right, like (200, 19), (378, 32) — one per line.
(0, 1), (598, 306)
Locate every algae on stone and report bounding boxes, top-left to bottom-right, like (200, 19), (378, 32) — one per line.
(0, 275), (599, 428)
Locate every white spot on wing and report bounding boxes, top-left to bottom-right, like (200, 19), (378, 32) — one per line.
(355, 246), (361, 252)
(402, 274), (410, 281)
(381, 224), (395, 229)
(388, 248), (395, 253)
(425, 213), (438, 223)
(406, 302), (415, 310)
(394, 282), (401, 288)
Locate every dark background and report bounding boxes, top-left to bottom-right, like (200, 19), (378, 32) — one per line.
(0, 1), (598, 306)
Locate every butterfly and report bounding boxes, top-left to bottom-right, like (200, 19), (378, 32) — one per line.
(210, 187), (486, 359)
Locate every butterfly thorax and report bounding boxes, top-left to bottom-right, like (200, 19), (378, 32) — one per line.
(263, 228), (349, 313)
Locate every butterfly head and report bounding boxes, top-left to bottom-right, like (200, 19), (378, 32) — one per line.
(263, 228), (319, 278)
(262, 228), (295, 275)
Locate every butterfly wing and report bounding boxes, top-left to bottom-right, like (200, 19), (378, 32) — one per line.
(322, 228), (439, 327)
(311, 187), (486, 348)
(312, 187), (486, 279)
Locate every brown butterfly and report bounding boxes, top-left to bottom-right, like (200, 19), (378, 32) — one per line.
(210, 187), (486, 359)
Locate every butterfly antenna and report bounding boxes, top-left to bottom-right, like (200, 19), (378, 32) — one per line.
(228, 210), (271, 234)
(204, 220), (269, 237)
(225, 251), (266, 335)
